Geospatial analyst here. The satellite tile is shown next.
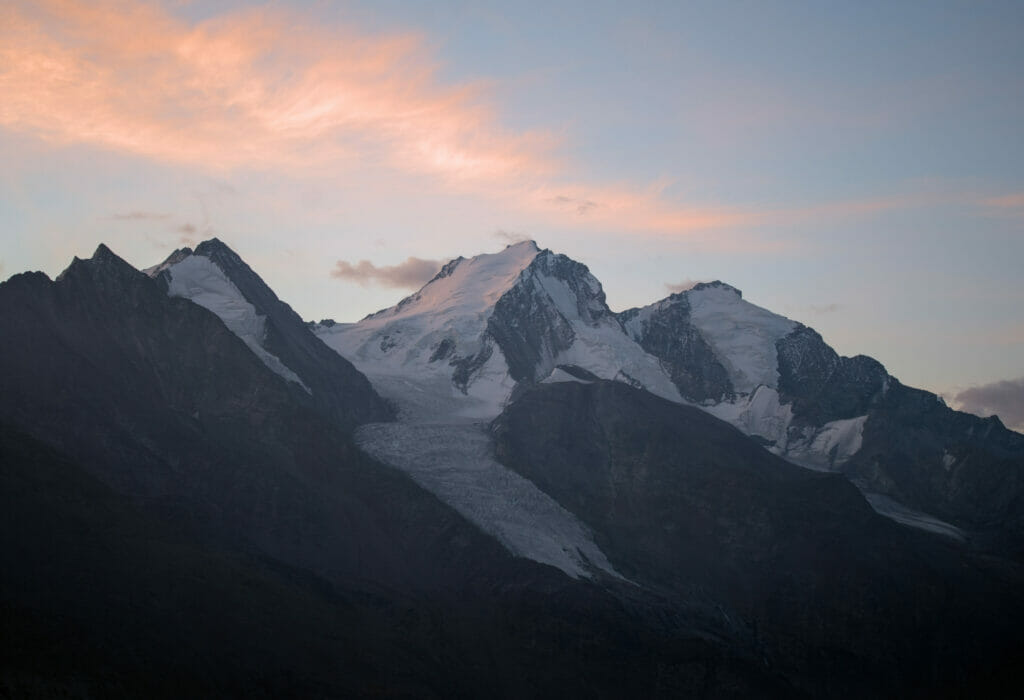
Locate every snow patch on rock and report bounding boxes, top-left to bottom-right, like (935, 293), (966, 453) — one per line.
(704, 386), (793, 447)
(861, 492), (966, 541)
(166, 255), (310, 392)
(557, 320), (683, 403)
(543, 368), (593, 385)
(686, 285), (796, 393)
(783, 415), (868, 471)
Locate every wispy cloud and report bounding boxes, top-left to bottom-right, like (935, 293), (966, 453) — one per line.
(494, 229), (531, 244)
(953, 377), (1024, 432)
(1, 0), (555, 181)
(546, 195), (599, 215)
(108, 211), (171, 221)
(979, 193), (1024, 216)
(665, 278), (710, 294)
(807, 303), (842, 314)
(0, 0), (976, 243)
(331, 257), (442, 289)
(0, 0), (763, 241)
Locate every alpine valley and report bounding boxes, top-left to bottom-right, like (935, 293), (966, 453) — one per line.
(3, 238), (1023, 698)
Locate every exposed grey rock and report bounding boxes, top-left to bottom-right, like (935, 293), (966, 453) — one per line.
(620, 292), (734, 402)
(775, 324), (888, 425)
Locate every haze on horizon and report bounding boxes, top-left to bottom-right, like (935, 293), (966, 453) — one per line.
(1, 0), (1022, 428)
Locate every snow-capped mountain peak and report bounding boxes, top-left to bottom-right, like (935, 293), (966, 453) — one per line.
(320, 240), (877, 477)
(367, 239), (540, 323)
(316, 240), (680, 418)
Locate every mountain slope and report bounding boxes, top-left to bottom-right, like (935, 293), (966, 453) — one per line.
(4, 421), (796, 698)
(315, 241), (681, 576)
(492, 380), (1024, 697)
(148, 238), (391, 428)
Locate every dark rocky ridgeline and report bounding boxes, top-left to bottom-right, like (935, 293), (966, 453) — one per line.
(774, 324), (889, 425)
(774, 324), (1024, 554)
(619, 289), (734, 403)
(0, 245), (791, 697)
(150, 238), (393, 427)
(492, 380), (1024, 697)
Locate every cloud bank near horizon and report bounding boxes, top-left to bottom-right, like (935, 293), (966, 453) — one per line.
(332, 257), (443, 289)
(954, 377), (1024, 433)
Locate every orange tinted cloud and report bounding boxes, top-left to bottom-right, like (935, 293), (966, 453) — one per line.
(1, 0), (554, 180)
(980, 193), (1024, 214)
(0, 0), (955, 241)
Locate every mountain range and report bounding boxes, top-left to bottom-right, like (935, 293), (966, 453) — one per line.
(2, 238), (1023, 697)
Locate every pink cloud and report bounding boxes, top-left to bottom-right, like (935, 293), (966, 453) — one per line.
(0, 0), (556, 181)
(980, 193), (1024, 214)
(331, 257), (442, 289)
(0, 0), (982, 243)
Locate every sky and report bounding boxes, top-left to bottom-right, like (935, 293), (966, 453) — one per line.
(1, 0), (1023, 428)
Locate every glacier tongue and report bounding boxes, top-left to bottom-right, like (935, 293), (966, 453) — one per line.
(353, 373), (622, 580)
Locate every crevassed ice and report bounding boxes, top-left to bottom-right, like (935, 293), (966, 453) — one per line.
(354, 372), (623, 580)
